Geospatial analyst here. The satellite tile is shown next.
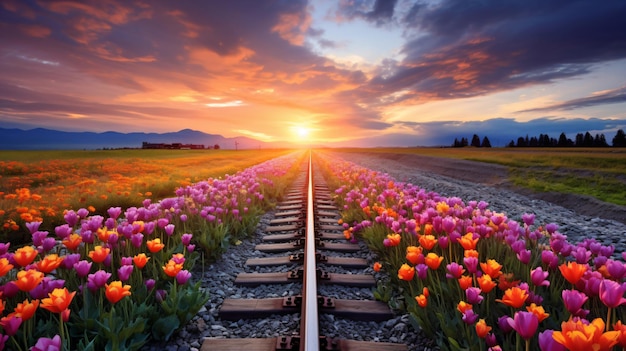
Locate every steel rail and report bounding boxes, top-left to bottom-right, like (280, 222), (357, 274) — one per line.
(300, 150), (319, 351)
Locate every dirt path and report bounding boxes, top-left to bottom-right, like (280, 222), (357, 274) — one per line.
(341, 152), (626, 225)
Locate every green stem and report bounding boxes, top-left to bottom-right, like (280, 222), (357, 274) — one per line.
(606, 307), (612, 332)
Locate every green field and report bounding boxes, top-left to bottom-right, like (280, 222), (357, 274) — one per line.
(333, 147), (626, 206)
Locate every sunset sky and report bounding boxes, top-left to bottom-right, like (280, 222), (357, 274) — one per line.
(1, 0), (626, 146)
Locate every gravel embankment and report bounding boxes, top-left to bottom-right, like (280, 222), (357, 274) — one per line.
(141, 151), (626, 351)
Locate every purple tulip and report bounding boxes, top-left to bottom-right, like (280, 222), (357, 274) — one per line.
(74, 260), (93, 278)
(446, 262), (465, 279)
(107, 207), (122, 219)
(25, 221), (42, 234)
(521, 213), (535, 226)
(87, 270), (111, 293)
(64, 210), (79, 227)
(0, 281), (19, 298)
(416, 264), (428, 280)
(175, 270), (192, 285)
(441, 217), (456, 234)
(145, 279), (156, 291)
(530, 267), (550, 287)
(464, 256), (478, 274)
(507, 311), (538, 340)
(131, 233), (144, 248)
(117, 265), (134, 282)
(120, 256), (133, 266)
(0, 315), (22, 336)
(562, 289), (589, 317)
(606, 260), (626, 280)
(61, 253), (81, 270)
(76, 208), (89, 218)
(541, 250), (559, 270)
(572, 247), (591, 264)
(0, 243), (10, 255)
(164, 224), (175, 236)
(438, 236), (449, 249)
(157, 218), (169, 228)
(538, 330), (565, 351)
(181, 233), (193, 246)
(517, 249), (531, 264)
(31, 334), (62, 351)
(32, 231), (48, 247)
(598, 279), (626, 308)
(461, 309), (479, 324)
(465, 287), (484, 305)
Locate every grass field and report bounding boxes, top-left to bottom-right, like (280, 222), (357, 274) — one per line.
(333, 147), (626, 206)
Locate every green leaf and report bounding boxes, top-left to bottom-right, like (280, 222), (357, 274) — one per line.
(152, 315), (181, 341)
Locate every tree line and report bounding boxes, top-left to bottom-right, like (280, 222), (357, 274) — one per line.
(452, 129), (626, 148)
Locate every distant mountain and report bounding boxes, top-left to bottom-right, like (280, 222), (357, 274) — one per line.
(0, 128), (288, 150)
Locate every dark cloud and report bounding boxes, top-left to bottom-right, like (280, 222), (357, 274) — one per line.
(337, 0), (398, 25)
(518, 87), (626, 113)
(353, 0), (626, 106)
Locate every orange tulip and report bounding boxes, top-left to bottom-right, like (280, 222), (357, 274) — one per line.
(480, 259), (503, 279)
(147, 238), (165, 253)
(477, 274), (497, 293)
(526, 303), (549, 322)
(105, 281), (131, 304)
(0, 300), (4, 315)
(418, 235), (437, 250)
(614, 321), (626, 347)
(133, 253), (150, 269)
(496, 286), (528, 308)
(13, 246), (38, 267)
(0, 257), (14, 277)
(62, 233), (82, 251)
(97, 227), (113, 242)
(457, 233), (479, 250)
(163, 261), (183, 278)
(424, 253), (443, 270)
(498, 272), (520, 291)
(415, 294), (428, 308)
(423, 224), (433, 236)
(397, 263), (415, 281)
(36, 254), (64, 274)
(559, 262), (588, 285)
(458, 275), (474, 290)
(457, 301), (473, 314)
(13, 299), (39, 321)
(41, 288), (76, 314)
(15, 269), (44, 292)
(464, 249), (479, 258)
(88, 245), (110, 264)
(475, 319), (492, 338)
(385, 233), (401, 247)
(373, 262), (382, 272)
(406, 246), (424, 265)
(552, 318), (620, 351)
(422, 287), (429, 298)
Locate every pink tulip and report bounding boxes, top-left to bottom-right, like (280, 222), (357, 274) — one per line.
(507, 311), (538, 340)
(599, 279), (626, 308)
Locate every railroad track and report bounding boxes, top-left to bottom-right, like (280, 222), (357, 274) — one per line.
(202, 153), (407, 351)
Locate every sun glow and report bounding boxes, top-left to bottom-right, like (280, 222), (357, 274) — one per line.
(294, 126), (310, 139)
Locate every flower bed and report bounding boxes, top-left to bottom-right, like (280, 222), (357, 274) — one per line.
(316, 152), (625, 351)
(0, 152), (303, 351)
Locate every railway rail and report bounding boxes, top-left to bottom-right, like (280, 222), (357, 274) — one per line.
(202, 152), (407, 351)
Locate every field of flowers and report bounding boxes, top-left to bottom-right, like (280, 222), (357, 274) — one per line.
(0, 149), (293, 246)
(0, 150), (305, 350)
(315, 151), (626, 351)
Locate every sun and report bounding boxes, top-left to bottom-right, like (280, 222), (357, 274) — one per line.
(294, 126), (310, 139)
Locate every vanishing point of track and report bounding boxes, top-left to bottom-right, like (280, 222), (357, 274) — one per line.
(202, 152), (408, 351)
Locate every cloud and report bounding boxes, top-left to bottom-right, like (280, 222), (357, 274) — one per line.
(346, 0), (626, 107)
(517, 86), (626, 113)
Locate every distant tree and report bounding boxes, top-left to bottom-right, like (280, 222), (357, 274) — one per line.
(453, 138), (461, 147)
(461, 137), (469, 147)
(593, 134), (608, 147)
(507, 140), (515, 147)
(613, 129), (626, 147)
(583, 132), (593, 147)
(517, 136), (527, 147)
(575, 133), (584, 147)
(557, 132), (571, 147)
(471, 134), (481, 147)
(214, 144), (220, 149)
(481, 136), (492, 148)
(529, 136), (538, 147)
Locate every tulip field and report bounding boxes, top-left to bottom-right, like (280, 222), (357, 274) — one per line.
(0, 149), (302, 350)
(1, 148), (625, 351)
(315, 150), (626, 351)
